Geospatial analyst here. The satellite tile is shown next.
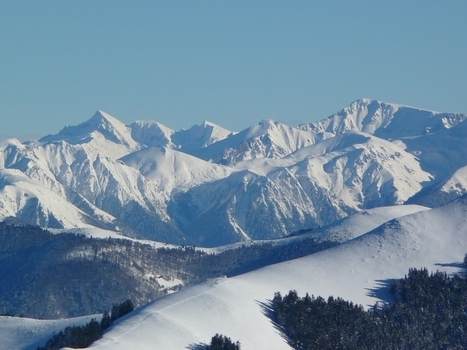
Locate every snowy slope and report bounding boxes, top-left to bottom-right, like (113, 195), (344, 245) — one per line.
(2, 204), (430, 349)
(120, 146), (232, 193)
(130, 119), (175, 148)
(0, 168), (112, 228)
(442, 165), (467, 194)
(84, 198), (467, 350)
(399, 118), (467, 207)
(299, 99), (467, 186)
(171, 120), (234, 152)
(404, 117), (467, 183)
(309, 204), (429, 243)
(170, 132), (431, 245)
(0, 116), (186, 241)
(0, 314), (98, 350)
(70, 199), (467, 350)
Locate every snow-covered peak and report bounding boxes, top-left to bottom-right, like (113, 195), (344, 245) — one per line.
(1, 101), (467, 247)
(239, 119), (320, 152)
(130, 119), (175, 148)
(40, 111), (139, 151)
(300, 99), (467, 140)
(0, 137), (23, 148)
(201, 120), (221, 128)
(245, 119), (286, 138)
(191, 119), (321, 164)
(171, 120), (233, 151)
(120, 146), (232, 192)
(91, 110), (123, 127)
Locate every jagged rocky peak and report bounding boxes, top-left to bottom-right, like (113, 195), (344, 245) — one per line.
(200, 120), (217, 128)
(189, 118), (321, 164)
(237, 118), (316, 153)
(247, 118), (308, 137)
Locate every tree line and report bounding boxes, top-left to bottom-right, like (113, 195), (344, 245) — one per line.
(36, 299), (134, 350)
(0, 221), (336, 318)
(271, 267), (467, 349)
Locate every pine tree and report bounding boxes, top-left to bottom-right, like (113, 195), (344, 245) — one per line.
(206, 333), (241, 350)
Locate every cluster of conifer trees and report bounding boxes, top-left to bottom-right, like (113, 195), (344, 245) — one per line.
(271, 267), (467, 349)
(205, 333), (241, 350)
(36, 299), (134, 350)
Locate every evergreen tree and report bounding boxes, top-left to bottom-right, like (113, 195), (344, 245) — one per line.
(206, 333), (241, 350)
(37, 299), (135, 350)
(270, 266), (467, 349)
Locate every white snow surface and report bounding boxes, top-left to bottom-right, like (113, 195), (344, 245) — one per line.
(191, 118), (324, 163)
(120, 146), (232, 192)
(300, 98), (467, 139)
(130, 119), (175, 148)
(310, 204), (429, 243)
(171, 120), (234, 151)
(77, 200), (467, 350)
(0, 314), (98, 350)
(442, 165), (467, 194)
(0, 168), (101, 228)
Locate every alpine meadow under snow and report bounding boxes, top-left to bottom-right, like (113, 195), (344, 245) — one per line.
(2, 99), (467, 349)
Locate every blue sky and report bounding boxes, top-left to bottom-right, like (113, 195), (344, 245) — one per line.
(1, 1), (466, 138)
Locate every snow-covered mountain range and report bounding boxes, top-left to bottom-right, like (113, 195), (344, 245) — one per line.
(1, 99), (467, 246)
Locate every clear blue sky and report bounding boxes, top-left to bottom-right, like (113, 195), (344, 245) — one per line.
(1, 1), (466, 138)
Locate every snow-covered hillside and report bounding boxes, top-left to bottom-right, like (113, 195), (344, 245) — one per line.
(75, 198), (467, 350)
(0, 99), (466, 246)
(3, 203), (430, 349)
(0, 314), (98, 350)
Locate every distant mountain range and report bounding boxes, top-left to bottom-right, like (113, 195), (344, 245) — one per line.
(1, 99), (467, 246)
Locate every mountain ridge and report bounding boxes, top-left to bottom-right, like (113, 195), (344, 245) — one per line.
(1, 99), (466, 246)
